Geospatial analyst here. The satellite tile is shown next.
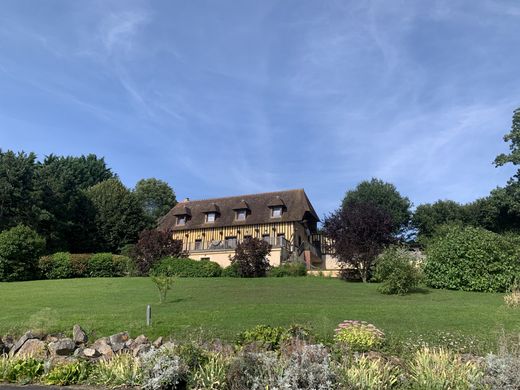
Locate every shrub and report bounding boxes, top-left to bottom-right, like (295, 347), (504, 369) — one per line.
(69, 254), (90, 277)
(112, 254), (132, 276)
(0, 225), (45, 282)
(150, 275), (177, 303)
(227, 350), (281, 390)
(268, 262), (307, 277)
(222, 262), (240, 277)
(140, 345), (188, 390)
(334, 320), (385, 352)
(90, 352), (142, 388)
(133, 229), (184, 275)
(176, 342), (210, 372)
(43, 361), (90, 385)
(236, 325), (288, 351)
(337, 356), (401, 390)
(1, 357), (44, 384)
(152, 257), (222, 277)
(408, 347), (484, 389)
(504, 283), (520, 308)
(278, 344), (335, 390)
(39, 252), (73, 279)
(231, 237), (271, 278)
(373, 246), (421, 295)
(424, 225), (520, 292)
(484, 353), (520, 389)
(191, 353), (228, 390)
(88, 253), (115, 277)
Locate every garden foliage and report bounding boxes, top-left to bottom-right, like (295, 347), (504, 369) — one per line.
(38, 252), (131, 279)
(268, 262), (307, 277)
(334, 320), (385, 352)
(0, 225), (45, 282)
(132, 229), (184, 275)
(231, 237), (271, 278)
(153, 257), (222, 277)
(373, 246), (421, 295)
(424, 225), (520, 292)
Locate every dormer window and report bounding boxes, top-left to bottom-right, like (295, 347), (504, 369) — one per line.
(271, 206), (283, 218)
(177, 215), (186, 226)
(236, 209), (247, 221)
(206, 212), (216, 223)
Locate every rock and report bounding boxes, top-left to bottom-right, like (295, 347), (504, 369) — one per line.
(0, 338), (5, 354)
(73, 347), (84, 357)
(109, 331), (129, 345)
(93, 338), (113, 357)
(48, 338), (76, 356)
(134, 334), (149, 345)
(3, 335), (15, 352)
(9, 331), (37, 357)
(83, 348), (100, 358)
(152, 336), (163, 348)
(44, 334), (63, 343)
(15, 339), (47, 360)
(132, 343), (150, 357)
(73, 325), (88, 344)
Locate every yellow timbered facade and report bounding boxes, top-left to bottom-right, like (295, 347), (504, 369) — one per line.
(158, 189), (325, 269)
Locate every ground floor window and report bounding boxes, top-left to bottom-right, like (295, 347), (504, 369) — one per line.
(195, 239), (202, 250)
(225, 236), (237, 248)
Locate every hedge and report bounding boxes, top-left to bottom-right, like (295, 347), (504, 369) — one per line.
(39, 253), (133, 279)
(152, 257), (222, 277)
(268, 262), (307, 277)
(424, 225), (520, 292)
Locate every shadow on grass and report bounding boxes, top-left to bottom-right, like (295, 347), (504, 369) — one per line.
(410, 287), (431, 295)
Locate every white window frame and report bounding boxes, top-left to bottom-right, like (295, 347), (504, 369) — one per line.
(177, 216), (186, 226)
(236, 209), (247, 221)
(271, 206), (283, 218)
(206, 212), (216, 223)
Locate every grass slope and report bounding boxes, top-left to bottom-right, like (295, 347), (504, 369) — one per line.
(0, 277), (518, 344)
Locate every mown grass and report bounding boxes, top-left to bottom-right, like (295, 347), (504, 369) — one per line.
(0, 277), (518, 347)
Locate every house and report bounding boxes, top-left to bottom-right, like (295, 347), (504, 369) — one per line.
(158, 189), (336, 270)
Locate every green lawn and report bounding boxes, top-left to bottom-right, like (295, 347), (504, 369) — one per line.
(0, 277), (518, 346)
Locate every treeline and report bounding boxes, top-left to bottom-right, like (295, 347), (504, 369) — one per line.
(0, 151), (176, 254)
(324, 107), (520, 291)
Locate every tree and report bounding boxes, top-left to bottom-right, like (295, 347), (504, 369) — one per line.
(0, 150), (41, 232)
(494, 107), (520, 181)
(343, 178), (411, 234)
(412, 200), (469, 240)
(132, 229), (184, 275)
(322, 202), (394, 282)
(231, 237), (271, 277)
(134, 178), (177, 226)
(0, 225), (45, 281)
(86, 178), (146, 252)
(34, 154), (113, 252)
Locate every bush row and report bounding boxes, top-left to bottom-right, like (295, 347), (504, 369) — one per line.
(37, 255), (310, 280)
(424, 225), (520, 292)
(39, 252), (133, 279)
(152, 257), (308, 278)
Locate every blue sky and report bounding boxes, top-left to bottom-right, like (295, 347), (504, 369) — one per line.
(1, 1), (520, 217)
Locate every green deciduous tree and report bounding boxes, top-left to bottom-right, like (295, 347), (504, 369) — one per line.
(494, 107), (520, 180)
(0, 225), (45, 281)
(86, 178), (146, 252)
(134, 178), (176, 227)
(412, 200), (469, 241)
(343, 178), (412, 235)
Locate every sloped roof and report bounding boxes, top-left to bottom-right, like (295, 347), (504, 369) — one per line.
(158, 189), (319, 231)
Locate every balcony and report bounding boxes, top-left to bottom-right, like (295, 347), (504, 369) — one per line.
(185, 237), (291, 253)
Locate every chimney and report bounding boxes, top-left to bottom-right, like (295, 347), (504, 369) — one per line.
(181, 197), (190, 203)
